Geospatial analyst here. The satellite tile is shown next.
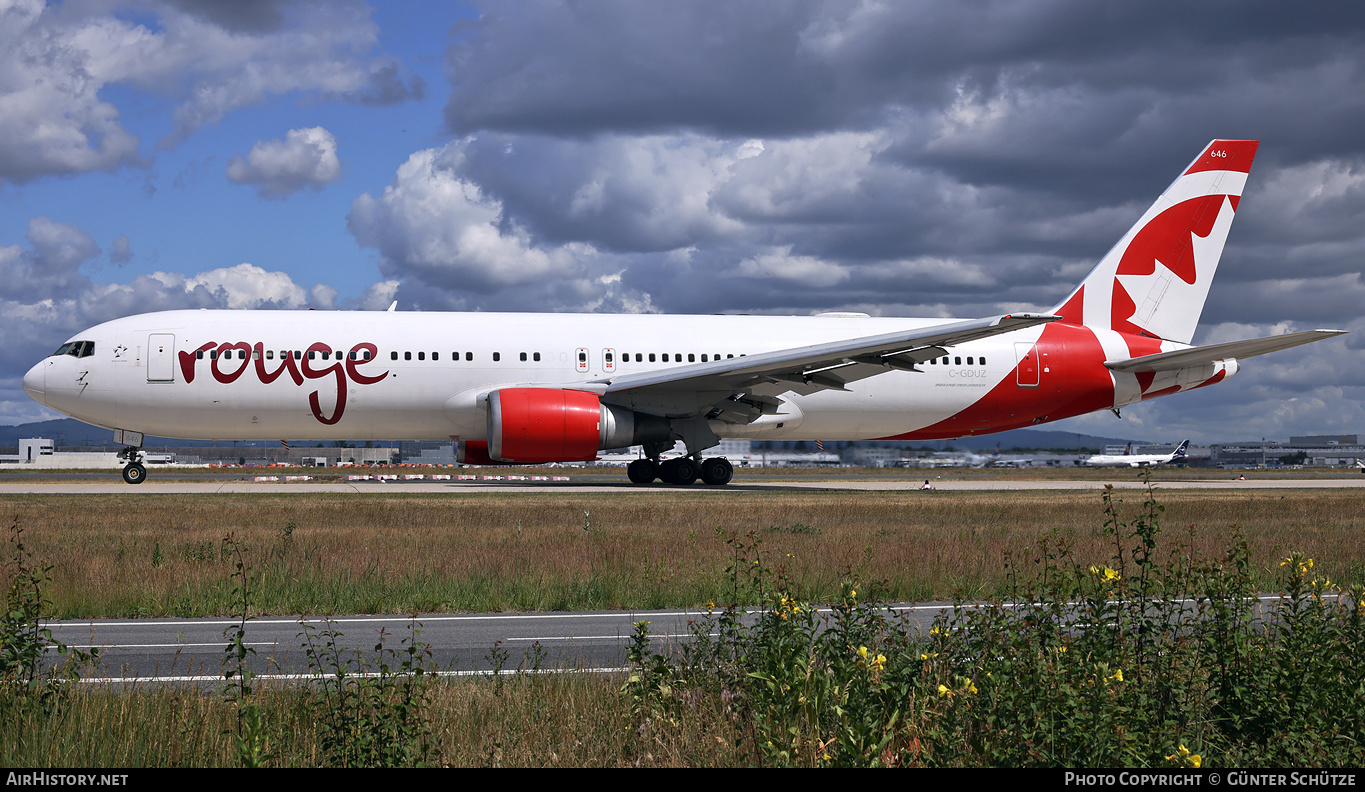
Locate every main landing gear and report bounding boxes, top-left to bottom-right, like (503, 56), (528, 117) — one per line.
(627, 456), (734, 486)
(118, 445), (146, 485)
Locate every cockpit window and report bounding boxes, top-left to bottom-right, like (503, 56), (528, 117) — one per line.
(52, 341), (94, 358)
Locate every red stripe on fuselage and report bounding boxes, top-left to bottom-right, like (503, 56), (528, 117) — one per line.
(886, 322), (1116, 440)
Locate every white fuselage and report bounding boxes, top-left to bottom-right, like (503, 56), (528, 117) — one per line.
(25, 309), (1046, 444)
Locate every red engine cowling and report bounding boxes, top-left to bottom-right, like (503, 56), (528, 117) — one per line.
(487, 388), (602, 463)
(455, 440), (503, 466)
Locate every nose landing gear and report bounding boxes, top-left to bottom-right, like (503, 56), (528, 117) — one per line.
(117, 445), (146, 485)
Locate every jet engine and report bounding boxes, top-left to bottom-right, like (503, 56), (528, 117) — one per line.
(473, 387), (670, 464)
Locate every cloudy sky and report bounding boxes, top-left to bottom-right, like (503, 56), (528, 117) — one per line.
(2, 0), (1362, 443)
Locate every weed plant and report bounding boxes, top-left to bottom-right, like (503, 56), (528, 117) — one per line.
(298, 615), (436, 767)
(1, 518), (98, 722)
(625, 476), (1365, 767)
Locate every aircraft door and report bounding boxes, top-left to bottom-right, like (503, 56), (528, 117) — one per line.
(1014, 342), (1039, 387)
(575, 348), (589, 373)
(148, 334), (176, 382)
(602, 348), (616, 373)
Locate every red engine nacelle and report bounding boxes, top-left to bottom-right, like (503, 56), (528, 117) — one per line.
(487, 388), (603, 463)
(455, 440), (504, 466)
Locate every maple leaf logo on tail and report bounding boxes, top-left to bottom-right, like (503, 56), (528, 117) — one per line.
(1052, 140), (1259, 345)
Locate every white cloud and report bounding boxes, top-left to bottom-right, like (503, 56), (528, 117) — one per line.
(0, 0), (419, 183)
(348, 145), (584, 293)
(184, 263), (310, 308)
(735, 247), (849, 287)
(0, 217), (99, 301)
(226, 127), (342, 198)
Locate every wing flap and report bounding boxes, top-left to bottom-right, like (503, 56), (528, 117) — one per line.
(1105, 329), (1346, 373)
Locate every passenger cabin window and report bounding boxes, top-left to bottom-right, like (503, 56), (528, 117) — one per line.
(493, 352), (500, 361)
(534, 352), (541, 361)
(520, 352), (527, 361)
(404, 352), (412, 361)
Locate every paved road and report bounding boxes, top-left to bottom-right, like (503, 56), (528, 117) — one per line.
(47, 604), (952, 684)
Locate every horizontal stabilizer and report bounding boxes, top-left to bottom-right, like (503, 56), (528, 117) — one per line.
(1105, 330), (1346, 373)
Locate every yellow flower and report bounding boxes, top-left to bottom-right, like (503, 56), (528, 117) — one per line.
(1090, 564), (1120, 582)
(1165, 744), (1201, 768)
(857, 646), (869, 659)
(937, 684), (951, 698)
(1112, 669), (1123, 683)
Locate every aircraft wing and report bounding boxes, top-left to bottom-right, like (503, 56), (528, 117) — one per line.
(589, 313), (1060, 420)
(1104, 330), (1346, 374)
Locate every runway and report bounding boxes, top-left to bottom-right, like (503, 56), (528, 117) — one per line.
(4, 476), (1364, 494)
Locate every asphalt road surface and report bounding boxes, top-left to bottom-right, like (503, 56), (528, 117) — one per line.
(47, 604), (952, 684)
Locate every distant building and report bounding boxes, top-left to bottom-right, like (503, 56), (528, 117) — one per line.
(1211, 436), (1365, 468)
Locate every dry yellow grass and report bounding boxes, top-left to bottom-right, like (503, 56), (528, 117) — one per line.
(3, 487), (1361, 616)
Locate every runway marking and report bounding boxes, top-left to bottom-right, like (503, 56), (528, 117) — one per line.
(76, 668), (629, 685)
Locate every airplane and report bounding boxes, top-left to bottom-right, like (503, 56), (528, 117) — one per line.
(21, 139), (1347, 486)
(1085, 439), (1190, 468)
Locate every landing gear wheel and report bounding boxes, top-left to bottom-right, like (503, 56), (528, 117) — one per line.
(700, 457), (733, 486)
(660, 457), (699, 485)
(122, 462), (147, 485)
(627, 459), (658, 484)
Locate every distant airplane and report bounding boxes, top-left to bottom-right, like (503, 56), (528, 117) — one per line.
(22, 140), (1346, 486)
(1086, 440), (1190, 468)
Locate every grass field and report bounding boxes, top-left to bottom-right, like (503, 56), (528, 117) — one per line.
(7, 481), (1365, 767)
(2, 485), (1361, 617)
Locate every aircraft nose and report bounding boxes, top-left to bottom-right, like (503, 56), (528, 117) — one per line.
(22, 360), (45, 406)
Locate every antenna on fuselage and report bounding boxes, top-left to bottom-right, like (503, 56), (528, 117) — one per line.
(387, 301), (397, 312)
